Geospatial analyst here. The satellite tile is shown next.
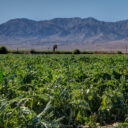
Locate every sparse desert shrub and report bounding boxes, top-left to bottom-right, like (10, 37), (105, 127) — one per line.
(117, 51), (122, 54)
(0, 46), (8, 54)
(30, 49), (36, 54)
(72, 49), (81, 54)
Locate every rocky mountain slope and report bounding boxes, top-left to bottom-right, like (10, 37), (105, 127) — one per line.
(0, 17), (128, 51)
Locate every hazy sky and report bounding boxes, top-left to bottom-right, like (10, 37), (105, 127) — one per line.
(0, 0), (128, 24)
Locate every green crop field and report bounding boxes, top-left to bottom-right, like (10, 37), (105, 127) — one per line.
(0, 55), (128, 128)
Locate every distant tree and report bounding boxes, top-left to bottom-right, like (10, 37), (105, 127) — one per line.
(0, 46), (8, 54)
(30, 49), (36, 54)
(53, 44), (58, 52)
(72, 49), (81, 54)
(117, 51), (122, 54)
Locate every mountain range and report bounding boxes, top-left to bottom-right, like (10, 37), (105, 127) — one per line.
(0, 17), (128, 51)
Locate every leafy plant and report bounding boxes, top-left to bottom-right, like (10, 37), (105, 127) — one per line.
(0, 54), (128, 127)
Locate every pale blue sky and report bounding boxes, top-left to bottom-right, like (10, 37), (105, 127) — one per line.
(0, 0), (128, 24)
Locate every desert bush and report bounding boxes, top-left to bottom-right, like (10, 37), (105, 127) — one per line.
(0, 46), (8, 54)
(117, 51), (122, 54)
(72, 49), (81, 54)
(30, 49), (36, 54)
